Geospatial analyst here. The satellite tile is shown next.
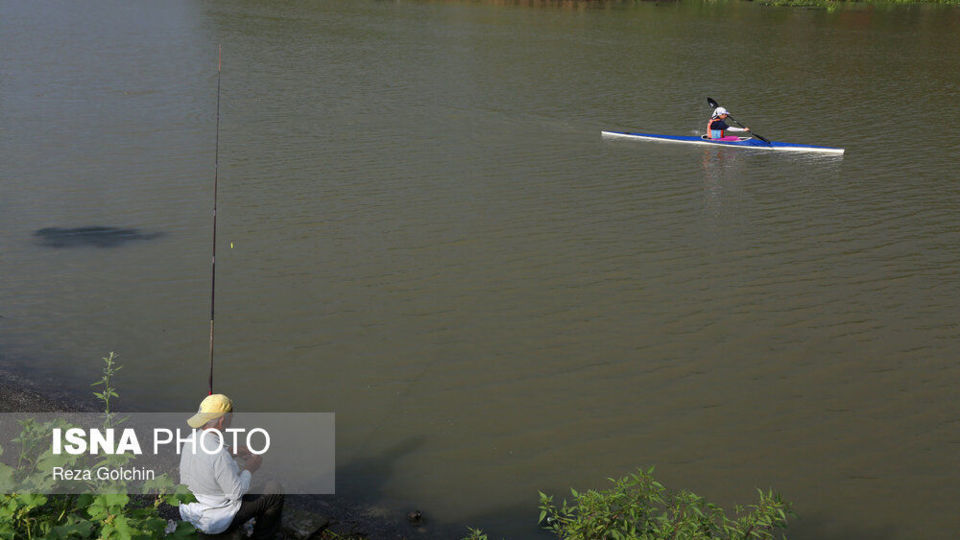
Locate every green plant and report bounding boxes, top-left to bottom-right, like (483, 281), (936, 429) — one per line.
(462, 527), (489, 540)
(92, 351), (121, 424)
(0, 352), (197, 539)
(538, 467), (793, 540)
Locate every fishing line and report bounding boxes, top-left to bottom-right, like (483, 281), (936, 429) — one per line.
(208, 44), (222, 395)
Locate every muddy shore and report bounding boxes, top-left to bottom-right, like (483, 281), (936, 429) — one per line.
(0, 366), (98, 413)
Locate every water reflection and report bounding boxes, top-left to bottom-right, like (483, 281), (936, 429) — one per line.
(701, 148), (845, 218)
(700, 148), (744, 219)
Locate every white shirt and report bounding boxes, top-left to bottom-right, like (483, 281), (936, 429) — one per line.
(178, 429), (252, 534)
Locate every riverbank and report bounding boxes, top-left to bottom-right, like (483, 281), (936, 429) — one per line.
(0, 366), (98, 413)
(476, 0), (960, 8)
(757, 0), (959, 7)
(0, 374), (436, 539)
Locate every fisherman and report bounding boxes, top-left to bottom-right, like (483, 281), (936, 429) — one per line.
(706, 107), (750, 139)
(178, 394), (284, 539)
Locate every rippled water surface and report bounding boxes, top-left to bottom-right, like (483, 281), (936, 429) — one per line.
(2, 0), (959, 537)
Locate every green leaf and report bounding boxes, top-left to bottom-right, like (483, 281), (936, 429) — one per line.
(169, 521), (196, 538)
(36, 450), (81, 474)
(102, 493), (130, 509)
(141, 474), (174, 495)
(15, 493), (48, 509)
(48, 520), (96, 539)
(0, 464), (14, 493)
(87, 498), (108, 520)
(164, 484), (196, 506)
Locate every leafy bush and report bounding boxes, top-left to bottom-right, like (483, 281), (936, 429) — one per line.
(0, 353), (196, 539)
(462, 527), (489, 540)
(537, 467), (793, 540)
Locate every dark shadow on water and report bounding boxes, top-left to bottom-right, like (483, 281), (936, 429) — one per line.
(787, 511), (899, 540)
(33, 226), (163, 248)
(459, 503), (554, 539)
(287, 436), (549, 539)
(0, 346), (98, 413)
(291, 436), (446, 538)
(334, 437), (425, 503)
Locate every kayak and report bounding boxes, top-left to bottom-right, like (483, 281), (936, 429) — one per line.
(601, 131), (845, 155)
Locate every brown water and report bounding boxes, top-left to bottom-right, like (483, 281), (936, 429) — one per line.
(2, 0), (959, 537)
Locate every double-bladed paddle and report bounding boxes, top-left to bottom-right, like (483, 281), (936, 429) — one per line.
(707, 97), (771, 144)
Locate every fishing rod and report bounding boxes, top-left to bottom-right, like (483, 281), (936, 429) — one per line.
(208, 44), (222, 395)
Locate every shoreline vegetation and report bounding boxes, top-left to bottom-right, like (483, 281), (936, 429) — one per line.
(2, 355), (793, 539)
(435, 0), (960, 8)
(0, 357), (419, 539)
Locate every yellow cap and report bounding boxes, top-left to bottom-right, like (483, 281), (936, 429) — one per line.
(187, 394), (233, 428)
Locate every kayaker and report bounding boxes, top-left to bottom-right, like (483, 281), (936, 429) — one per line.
(178, 394), (285, 539)
(707, 107), (750, 139)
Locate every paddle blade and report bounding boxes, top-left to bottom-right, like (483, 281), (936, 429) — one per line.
(707, 97), (719, 108)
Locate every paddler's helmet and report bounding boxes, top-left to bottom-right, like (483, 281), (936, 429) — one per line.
(712, 107), (729, 118)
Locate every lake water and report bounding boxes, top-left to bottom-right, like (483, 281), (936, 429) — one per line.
(1, 0), (959, 537)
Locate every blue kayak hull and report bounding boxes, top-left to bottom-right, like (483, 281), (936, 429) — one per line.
(601, 131), (845, 155)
